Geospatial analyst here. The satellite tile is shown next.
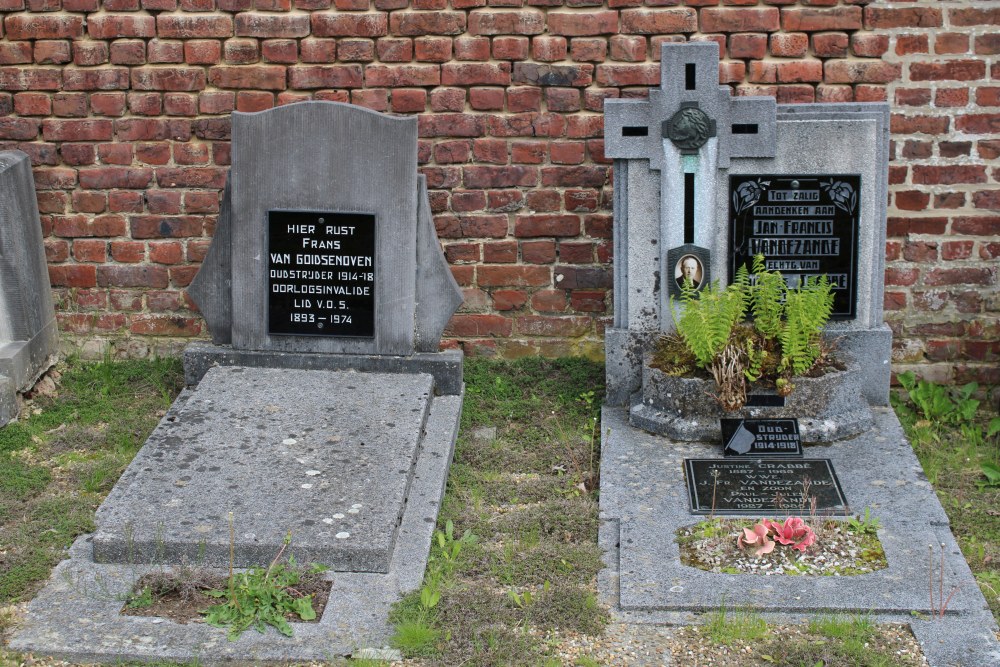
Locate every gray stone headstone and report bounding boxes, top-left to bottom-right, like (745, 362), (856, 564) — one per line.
(0, 151), (58, 425)
(604, 43), (891, 408)
(188, 102), (463, 391)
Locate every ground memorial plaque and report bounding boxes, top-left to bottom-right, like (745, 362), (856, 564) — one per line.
(684, 458), (848, 515)
(0, 151), (58, 426)
(722, 418), (802, 457)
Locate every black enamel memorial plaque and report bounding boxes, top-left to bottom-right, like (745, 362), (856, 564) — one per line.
(684, 458), (848, 515)
(722, 418), (802, 457)
(730, 174), (861, 319)
(267, 210), (375, 337)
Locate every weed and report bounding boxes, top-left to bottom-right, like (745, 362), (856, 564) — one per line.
(702, 602), (769, 645)
(847, 507), (881, 535)
(390, 620), (441, 656)
(202, 533), (328, 640)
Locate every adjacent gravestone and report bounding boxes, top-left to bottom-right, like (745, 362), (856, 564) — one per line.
(185, 102), (462, 392)
(11, 103), (467, 664)
(603, 42), (891, 415)
(0, 151), (58, 426)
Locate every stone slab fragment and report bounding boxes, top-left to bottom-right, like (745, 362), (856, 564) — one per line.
(9, 392), (462, 664)
(93, 366), (434, 572)
(183, 342), (463, 396)
(0, 151), (58, 424)
(599, 406), (1000, 666)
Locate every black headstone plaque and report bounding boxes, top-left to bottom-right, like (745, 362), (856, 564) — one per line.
(722, 418), (803, 457)
(267, 210), (375, 337)
(730, 174), (860, 319)
(684, 458), (848, 515)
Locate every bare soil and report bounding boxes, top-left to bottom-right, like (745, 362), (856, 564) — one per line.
(120, 569), (331, 625)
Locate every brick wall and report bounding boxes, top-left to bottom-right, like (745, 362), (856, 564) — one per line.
(0, 0), (996, 378)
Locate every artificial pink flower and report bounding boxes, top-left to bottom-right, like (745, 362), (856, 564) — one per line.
(766, 517), (816, 552)
(737, 522), (775, 556)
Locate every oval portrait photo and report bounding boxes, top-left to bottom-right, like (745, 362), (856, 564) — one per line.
(675, 254), (704, 289)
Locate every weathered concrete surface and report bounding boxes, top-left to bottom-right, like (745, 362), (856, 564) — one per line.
(599, 406), (1000, 667)
(10, 386), (462, 664)
(183, 343), (463, 396)
(0, 151), (58, 425)
(93, 366), (434, 573)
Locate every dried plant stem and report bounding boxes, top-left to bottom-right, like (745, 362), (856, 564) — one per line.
(228, 511), (239, 610)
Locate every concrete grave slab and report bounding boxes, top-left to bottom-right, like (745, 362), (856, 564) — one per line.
(598, 406), (1000, 667)
(92, 366), (434, 573)
(10, 383), (463, 664)
(0, 151), (58, 425)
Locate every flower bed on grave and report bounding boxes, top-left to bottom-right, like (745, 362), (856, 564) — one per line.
(676, 517), (887, 576)
(631, 256), (874, 443)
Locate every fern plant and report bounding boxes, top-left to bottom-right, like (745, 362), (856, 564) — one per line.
(660, 255), (836, 410)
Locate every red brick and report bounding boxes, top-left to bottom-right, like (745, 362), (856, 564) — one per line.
(0, 117), (40, 141)
(365, 64), (440, 87)
(864, 6), (942, 30)
(54, 213), (128, 237)
(570, 37), (607, 62)
(49, 264), (97, 288)
(493, 36), (528, 60)
(620, 8), (696, 34)
(816, 84), (852, 103)
(85, 14), (155, 40)
(110, 39), (146, 65)
(147, 39), (184, 64)
(0, 67), (61, 91)
(209, 65), (285, 90)
(390, 11), (465, 36)
(15, 93), (52, 117)
(155, 167), (227, 188)
(40, 119), (111, 142)
(60, 144), (96, 165)
(73, 239), (107, 263)
(957, 115), (1000, 134)
(311, 12), (387, 37)
(157, 14), (232, 39)
(513, 62), (593, 86)
(514, 315), (589, 337)
(288, 65), (363, 88)
(934, 32), (969, 55)
(913, 165), (986, 186)
(483, 241), (517, 263)
(729, 32), (767, 59)
(478, 265), (549, 287)
(924, 268), (995, 287)
(903, 240), (937, 262)
(469, 9), (545, 35)
(515, 214), (579, 237)
(974, 191), (1000, 210)
(595, 63), (658, 86)
(36, 40), (72, 65)
(413, 36), (451, 62)
(975, 34), (1000, 56)
(492, 289), (527, 310)
(224, 38), (260, 64)
(894, 190), (930, 211)
(5, 14), (83, 40)
(390, 88), (426, 112)
(570, 289), (605, 312)
(812, 31), (847, 57)
(444, 241), (480, 263)
(301, 38), (337, 62)
(507, 86), (541, 112)
(824, 60), (900, 84)
(0, 42), (33, 65)
(770, 32), (807, 57)
(911, 60), (986, 82)
(235, 13), (310, 38)
(702, 7), (779, 32)
(531, 35), (566, 61)
(464, 165), (535, 188)
(540, 165), (607, 187)
(531, 289), (566, 312)
(453, 36), (490, 60)
(108, 190), (144, 212)
(472, 138), (507, 163)
(546, 88), (580, 112)
(132, 67), (206, 91)
(442, 62), (510, 86)
(941, 241), (974, 261)
(546, 10), (617, 36)
(444, 314), (512, 336)
(469, 87), (504, 110)
(609, 35), (644, 62)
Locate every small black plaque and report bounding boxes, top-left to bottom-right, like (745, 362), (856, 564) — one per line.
(730, 174), (861, 319)
(267, 210), (375, 337)
(684, 458), (848, 515)
(745, 394), (785, 408)
(722, 418), (802, 457)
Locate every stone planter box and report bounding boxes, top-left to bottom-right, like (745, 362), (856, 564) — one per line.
(629, 357), (874, 443)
